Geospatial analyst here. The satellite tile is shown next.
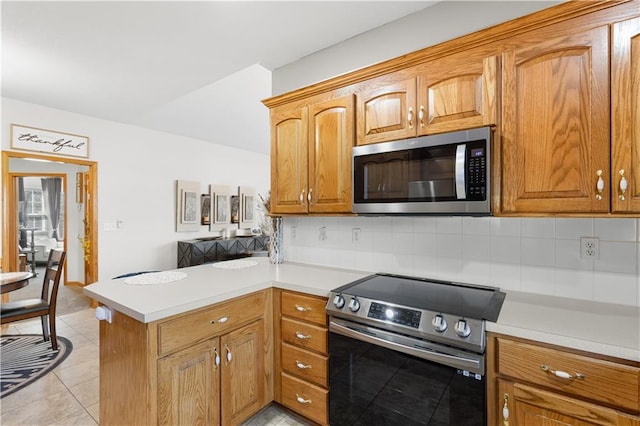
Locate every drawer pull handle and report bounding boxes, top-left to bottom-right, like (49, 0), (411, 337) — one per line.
(218, 316), (228, 323)
(295, 332), (311, 340)
(296, 393), (312, 404)
(540, 364), (584, 380)
(295, 305), (311, 312)
(296, 360), (312, 369)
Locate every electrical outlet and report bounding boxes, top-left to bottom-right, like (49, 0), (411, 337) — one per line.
(580, 237), (599, 259)
(319, 226), (327, 241)
(290, 226), (297, 240)
(352, 228), (361, 243)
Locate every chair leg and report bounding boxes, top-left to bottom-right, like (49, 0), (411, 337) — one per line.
(41, 315), (50, 342)
(49, 314), (58, 351)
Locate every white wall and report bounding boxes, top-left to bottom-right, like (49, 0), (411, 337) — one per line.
(1, 98), (270, 282)
(273, 1), (561, 95)
(283, 216), (640, 307)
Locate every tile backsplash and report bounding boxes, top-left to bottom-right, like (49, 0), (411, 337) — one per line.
(282, 216), (640, 307)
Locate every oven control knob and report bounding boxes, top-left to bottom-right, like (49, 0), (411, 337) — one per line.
(432, 314), (448, 332)
(348, 297), (360, 312)
(454, 319), (471, 338)
(333, 294), (345, 309)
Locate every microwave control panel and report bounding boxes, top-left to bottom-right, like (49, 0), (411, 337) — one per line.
(467, 143), (486, 200)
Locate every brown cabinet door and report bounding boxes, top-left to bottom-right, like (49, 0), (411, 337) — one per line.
(158, 338), (220, 426)
(220, 320), (265, 426)
(612, 16), (640, 213)
(416, 54), (498, 135)
(499, 379), (628, 426)
(501, 24), (610, 213)
(308, 94), (355, 213)
(271, 105), (309, 214)
(356, 73), (417, 145)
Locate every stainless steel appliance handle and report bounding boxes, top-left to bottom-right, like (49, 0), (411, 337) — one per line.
(455, 144), (466, 199)
(330, 319), (483, 374)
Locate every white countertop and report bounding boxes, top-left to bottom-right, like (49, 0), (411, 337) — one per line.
(84, 258), (640, 362)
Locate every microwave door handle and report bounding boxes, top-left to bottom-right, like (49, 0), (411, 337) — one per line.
(455, 144), (466, 199)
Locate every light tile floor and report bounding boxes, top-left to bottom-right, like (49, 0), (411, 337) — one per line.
(1, 308), (310, 426)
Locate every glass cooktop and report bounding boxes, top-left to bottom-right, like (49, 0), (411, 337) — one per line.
(333, 273), (505, 322)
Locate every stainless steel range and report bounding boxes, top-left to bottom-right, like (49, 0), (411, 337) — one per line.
(326, 273), (505, 425)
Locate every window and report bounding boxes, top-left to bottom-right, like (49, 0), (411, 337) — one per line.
(23, 188), (65, 236)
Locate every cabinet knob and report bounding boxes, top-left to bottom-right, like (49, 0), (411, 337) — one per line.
(225, 344), (232, 363)
(307, 188), (312, 203)
(295, 304), (311, 312)
(619, 169), (628, 201)
(408, 107), (414, 129)
(419, 105), (425, 127)
(299, 190), (305, 203)
(502, 393), (510, 426)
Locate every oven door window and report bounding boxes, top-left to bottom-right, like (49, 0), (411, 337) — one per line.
(329, 333), (485, 426)
(354, 145), (458, 204)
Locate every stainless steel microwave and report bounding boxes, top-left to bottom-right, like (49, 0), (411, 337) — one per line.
(352, 126), (492, 215)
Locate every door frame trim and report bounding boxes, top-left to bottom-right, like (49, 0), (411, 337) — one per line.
(1, 150), (98, 285)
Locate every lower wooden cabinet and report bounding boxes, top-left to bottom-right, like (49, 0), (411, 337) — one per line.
(100, 290), (272, 426)
(488, 333), (640, 426)
(275, 289), (330, 425)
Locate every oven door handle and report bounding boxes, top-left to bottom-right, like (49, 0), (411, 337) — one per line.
(330, 320), (483, 374)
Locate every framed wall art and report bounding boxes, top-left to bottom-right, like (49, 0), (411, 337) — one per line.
(238, 186), (256, 230)
(11, 123), (90, 158)
(176, 180), (201, 232)
(210, 184), (233, 233)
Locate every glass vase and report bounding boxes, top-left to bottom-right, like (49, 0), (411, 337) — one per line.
(269, 216), (284, 264)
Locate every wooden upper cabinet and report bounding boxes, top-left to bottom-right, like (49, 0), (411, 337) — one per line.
(501, 23), (610, 213)
(416, 54), (499, 135)
(611, 16), (640, 213)
(356, 54), (499, 146)
(270, 105), (309, 214)
(308, 95), (355, 213)
(270, 94), (354, 215)
(356, 74), (416, 145)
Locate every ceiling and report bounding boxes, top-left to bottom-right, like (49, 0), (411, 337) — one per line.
(1, 1), (437, 154)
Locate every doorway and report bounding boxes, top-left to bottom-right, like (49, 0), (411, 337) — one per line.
(2, 151), (98, 293)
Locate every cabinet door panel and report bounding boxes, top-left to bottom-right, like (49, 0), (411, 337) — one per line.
(158, 338), (219, 426)
(502, 25), (610, 213)
(220, 320), (264, 426)
(418, 55), (498, 134)
(612, 16), (640, 213)
(308, 95), (354, 213)
(500, 379), (624, 426)
(356, 75), (416, 145)
(271, 106), (308, 214)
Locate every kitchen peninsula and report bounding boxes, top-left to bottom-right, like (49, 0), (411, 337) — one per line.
(85, 258), (639, 425)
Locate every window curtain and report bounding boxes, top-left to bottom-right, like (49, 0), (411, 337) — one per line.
(41, 177), (62, 240)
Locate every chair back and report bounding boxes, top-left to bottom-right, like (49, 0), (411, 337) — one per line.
(41, 249), (66, 311)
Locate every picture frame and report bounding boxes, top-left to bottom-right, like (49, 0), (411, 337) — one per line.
(11, 123), (89, 158)
(176, 180), (201, 232)
(238, 186), (256, 229)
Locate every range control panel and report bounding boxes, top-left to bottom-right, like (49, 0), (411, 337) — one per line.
(368, 302), (421, 329)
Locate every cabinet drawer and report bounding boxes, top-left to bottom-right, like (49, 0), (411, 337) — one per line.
(282, 342), (328, 387)
(281, 317), (327, 354)
(158, 291), (265, 356)
(281, 372), (328, 425)
(496, 337), (640, 413)
(281, 292), (327, 326)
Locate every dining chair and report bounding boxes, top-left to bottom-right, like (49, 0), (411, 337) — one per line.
(0, 249), (67, 350)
